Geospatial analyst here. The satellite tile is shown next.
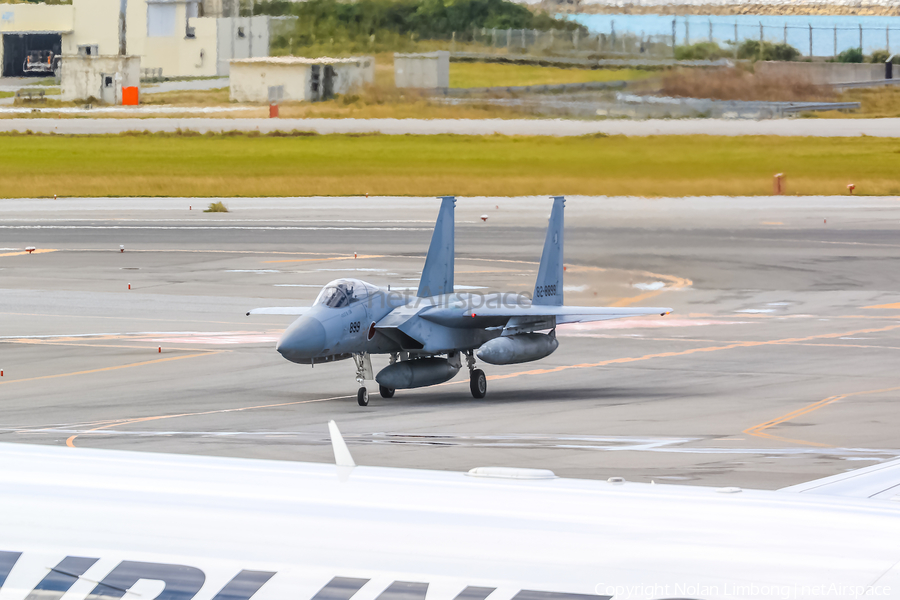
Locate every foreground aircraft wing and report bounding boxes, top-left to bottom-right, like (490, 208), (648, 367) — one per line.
(246, 307), (311, 316)
(780, 456), (900, 500)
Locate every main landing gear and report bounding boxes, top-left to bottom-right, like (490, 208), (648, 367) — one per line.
(466, 350), (487, 399)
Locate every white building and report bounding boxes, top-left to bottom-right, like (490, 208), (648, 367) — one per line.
(394, 51), (450, 89)
(229, 56), (375, 103)
(60, 55), (141, 103)
(0, 0), (285, 79)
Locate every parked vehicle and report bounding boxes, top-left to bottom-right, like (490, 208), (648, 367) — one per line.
(23, 50), (60, 75)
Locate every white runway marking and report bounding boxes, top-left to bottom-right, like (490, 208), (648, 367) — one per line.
(0, 331), (215, 339)
(141, 334), (279, 345)
(633, 282), (666, 290)
(3, 428), (897, 460)
(2, 331), (282, 345)
(0, 225), (431, 232)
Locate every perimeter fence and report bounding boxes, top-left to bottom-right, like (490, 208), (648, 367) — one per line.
(447, 20), (900, 60)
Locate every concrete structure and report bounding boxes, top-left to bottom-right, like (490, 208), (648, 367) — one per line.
(394, 51), (450, 89)
(755, 60), (886, 84)
(229, 56), (375, 103)
(0, 0), (281, 79)
(60, 55), (140, 103)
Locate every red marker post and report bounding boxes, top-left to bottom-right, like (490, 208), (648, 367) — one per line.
(773, 173), (785, 195)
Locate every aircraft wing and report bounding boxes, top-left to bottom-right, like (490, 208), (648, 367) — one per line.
(780, 457), (900, 500)
(246, 307), (311, 316)
(419, 305), (672, 329)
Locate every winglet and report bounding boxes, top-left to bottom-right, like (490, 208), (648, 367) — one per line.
(417, 196), (455, 298)
(328, 420), (356, 468)
(533, 196), (565, 306)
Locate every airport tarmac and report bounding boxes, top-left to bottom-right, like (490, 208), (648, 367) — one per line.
(3, 117), (900, 136)
(2, 195), (899, 490)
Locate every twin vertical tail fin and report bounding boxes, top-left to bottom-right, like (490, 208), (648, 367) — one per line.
(417, 196), (456, 298)
(533, 196), (565, 306)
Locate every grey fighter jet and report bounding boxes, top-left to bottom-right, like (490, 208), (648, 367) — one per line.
(248, 197), (672, 406)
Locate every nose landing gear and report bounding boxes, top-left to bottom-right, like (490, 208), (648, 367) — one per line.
(353, 353), (373, 407)
(466, 350), (487, 399)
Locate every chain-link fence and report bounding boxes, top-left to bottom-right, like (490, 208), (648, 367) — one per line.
(571, 15), (900, 59)
(439, 21), (900, 59)
(448, 27), (674, 57)
(679, 18), (898, 58)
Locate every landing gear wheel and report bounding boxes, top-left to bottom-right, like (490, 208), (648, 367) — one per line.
(357, 387), (369, 407)
(379, 385), (395, 399)
(470, 369), (487, 399)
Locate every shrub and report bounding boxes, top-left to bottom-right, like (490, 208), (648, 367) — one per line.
(204, 201), (229, 213)
(257, 0), (584, 54)
(675, 41), (726, 61)
(737, 40), (800, 62)
(837, 47), (864, 63)
(869, 50), (900, 64)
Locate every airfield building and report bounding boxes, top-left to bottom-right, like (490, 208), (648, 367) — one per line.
(0, 0), (286, 78)
(229, 56), (375, 103)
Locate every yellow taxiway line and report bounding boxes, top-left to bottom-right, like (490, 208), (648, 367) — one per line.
(744, 385), (900, 447)
(0, 351), (221, 387)
(0, 249), (57, 258)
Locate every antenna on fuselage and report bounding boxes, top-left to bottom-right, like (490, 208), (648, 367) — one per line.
(417, 196), (455, 298)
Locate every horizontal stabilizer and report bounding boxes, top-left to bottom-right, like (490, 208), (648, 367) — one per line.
(780, 457), (900, 500)
(246, 307), (311, 316)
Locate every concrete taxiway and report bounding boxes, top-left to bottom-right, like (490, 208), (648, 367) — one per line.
(3, 117), (900, 136)
(2, 195), (899, 490)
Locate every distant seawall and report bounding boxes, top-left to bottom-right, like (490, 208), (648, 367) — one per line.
(549, 2), (900, 16)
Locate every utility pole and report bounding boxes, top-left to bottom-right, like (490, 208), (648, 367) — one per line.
(248, 0), (253, 58)
(118, 0), (127, 55)
(734, 22), (738, 58)
(672, 17), (676, 58)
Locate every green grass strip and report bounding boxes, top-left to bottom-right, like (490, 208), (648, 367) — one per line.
(1, 131), (898, 197)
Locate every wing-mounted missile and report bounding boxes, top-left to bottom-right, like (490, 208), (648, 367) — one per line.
(476, 333), (559, 366)
(375, 357), (461, 389)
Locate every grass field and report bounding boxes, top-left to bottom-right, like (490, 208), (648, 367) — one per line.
(448, 64), (655, 89)
(819, 86), (900, 118)
(1, 132), (898, 197)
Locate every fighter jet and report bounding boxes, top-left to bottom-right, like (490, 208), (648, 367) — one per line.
(248, 197), (672, 406)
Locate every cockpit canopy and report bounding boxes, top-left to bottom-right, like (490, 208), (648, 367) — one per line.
(314, 279), (378, 309)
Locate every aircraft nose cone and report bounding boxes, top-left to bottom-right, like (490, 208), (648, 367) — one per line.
(276, 317), (326, 363)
